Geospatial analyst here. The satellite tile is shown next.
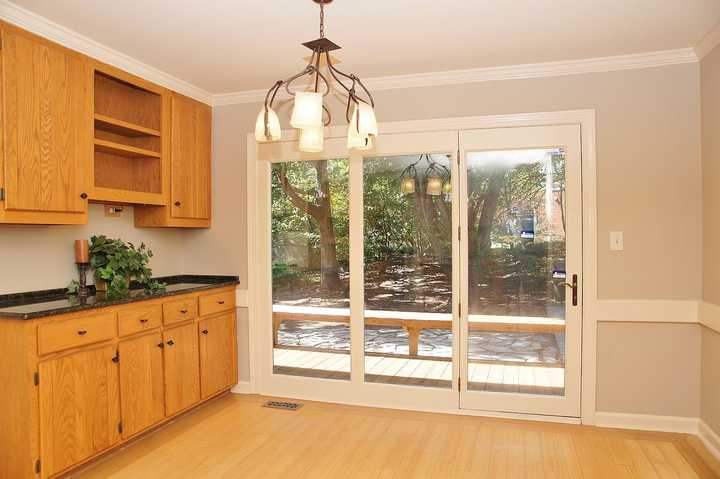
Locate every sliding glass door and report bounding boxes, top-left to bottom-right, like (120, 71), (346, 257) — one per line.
(258, 124), (582, 417)
(459, 125), (582, 417)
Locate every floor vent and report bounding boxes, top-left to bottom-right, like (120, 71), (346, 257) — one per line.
(263, 400), (304, 411)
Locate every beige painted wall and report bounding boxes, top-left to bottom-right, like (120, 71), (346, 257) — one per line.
(701, 326), (720, 432)
(597, 322), (700, 417)
(0, 204), (186, 294)
(701, 44), (720, 435)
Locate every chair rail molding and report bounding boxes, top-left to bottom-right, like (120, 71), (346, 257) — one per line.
(698, 301), (720, 334)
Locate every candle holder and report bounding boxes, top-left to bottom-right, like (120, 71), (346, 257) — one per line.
(76, 262), (90, 302)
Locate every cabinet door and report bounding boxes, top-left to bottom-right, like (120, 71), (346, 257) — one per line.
(2, 28), (90, 215)
(199, 312), (237, 398)
(118, 332), (165, 438)
(170, 93), (211, 220)
(163, 322), (200, 415)
(39, 346), (120, 478)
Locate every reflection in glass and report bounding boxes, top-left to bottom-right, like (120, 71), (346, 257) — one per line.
(271, 159), (350, 380)
(466, 148), (567, 396)
(364, 154), (453, 388)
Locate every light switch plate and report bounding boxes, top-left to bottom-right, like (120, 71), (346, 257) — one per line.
(609, 231), (624, 251)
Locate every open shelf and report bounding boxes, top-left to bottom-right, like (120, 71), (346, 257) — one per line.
(90, 187), (166, 206)
(94, 139), (161, 159)
(94, 114), (161, 138)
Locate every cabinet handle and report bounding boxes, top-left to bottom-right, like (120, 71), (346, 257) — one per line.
(77, 330), (88, 336)
(167, 340), (175, 346)
(174, 201), (181, 207)
(180, 309), (188, 314)
(140, 318), (149, 324)
(157, 342), (165, 349)
(80, 192), (88, 199)
(202, 329), (209, 335)
(218, 300), (225, 305)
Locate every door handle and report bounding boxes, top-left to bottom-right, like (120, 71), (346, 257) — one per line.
(167, 339), (175, 346)
(563, 274), (578, 306)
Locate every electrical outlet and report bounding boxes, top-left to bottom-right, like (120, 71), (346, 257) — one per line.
(104, 205), (123, 217)
(609, 231), (624, 251)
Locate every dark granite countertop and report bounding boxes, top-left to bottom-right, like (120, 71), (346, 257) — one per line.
(0, 275), (239, 320)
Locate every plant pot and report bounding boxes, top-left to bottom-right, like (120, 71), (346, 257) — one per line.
(94, 274), (132, 292)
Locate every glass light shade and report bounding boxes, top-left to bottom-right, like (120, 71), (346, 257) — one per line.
(400, 177), (416, 194)
(347, 121), (374, 150)
(426, 176), (443, 196)
(299, 127), (324, 153)
(354, 101), (378, 136)
(290, 92), (324, 129)
(254, 107), (281, 142)
(442, 181), (452, 194)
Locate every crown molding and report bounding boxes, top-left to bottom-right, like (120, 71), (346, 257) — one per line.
(695, 21), (720, 59)
(213, 48), (698, 106)
(0, 0), (214, 105)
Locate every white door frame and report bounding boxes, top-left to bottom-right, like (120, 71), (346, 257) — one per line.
(245, 110), (598, 424)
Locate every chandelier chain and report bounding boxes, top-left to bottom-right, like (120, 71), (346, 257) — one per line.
(320, 4), (325, 38)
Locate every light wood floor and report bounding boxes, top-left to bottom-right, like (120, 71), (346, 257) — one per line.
(71, 394), (720, 479)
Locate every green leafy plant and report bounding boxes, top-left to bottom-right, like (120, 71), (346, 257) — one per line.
(88, 235), (166, 298)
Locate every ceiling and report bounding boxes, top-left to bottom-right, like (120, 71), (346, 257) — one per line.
(9, 0), (720, 95)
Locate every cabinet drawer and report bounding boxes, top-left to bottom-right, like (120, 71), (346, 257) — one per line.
(38, 312), (117, 355)
(163, 297), (198, 325)
(199, 290), (235, 316)
(118, 304), (162, 337)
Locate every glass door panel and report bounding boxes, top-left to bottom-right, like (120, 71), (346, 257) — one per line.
(271, 158), (351, 380)
(363, 154), (453, 388)
(459, 125), (582, 417)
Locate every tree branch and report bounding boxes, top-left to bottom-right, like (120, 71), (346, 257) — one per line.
(274, 168), (321, 217)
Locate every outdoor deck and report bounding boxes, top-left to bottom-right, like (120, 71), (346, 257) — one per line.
(273, 349), (565, 395)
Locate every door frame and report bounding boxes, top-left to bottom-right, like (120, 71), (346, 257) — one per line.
(245, 110), (598, 425)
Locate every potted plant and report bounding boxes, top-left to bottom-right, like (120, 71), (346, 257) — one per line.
(89, 235), (165, 298)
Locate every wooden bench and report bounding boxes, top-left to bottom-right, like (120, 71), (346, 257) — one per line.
(272, 305), (565, 358)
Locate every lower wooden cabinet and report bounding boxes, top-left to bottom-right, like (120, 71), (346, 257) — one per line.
(0, 286), (237, 478)
(38, 345), (121, 478)
(118, 332), (165, 438)
(200, 312), (237, 398)
(163, 321), (201, 415)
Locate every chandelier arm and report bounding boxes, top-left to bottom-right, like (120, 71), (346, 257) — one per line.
(264, 80), (283, 108)
(325, 52), (355, 94)
(353, 76), (375, 108)
(322, 103), (332, 126)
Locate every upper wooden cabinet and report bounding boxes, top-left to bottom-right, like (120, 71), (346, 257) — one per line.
(135, 93), (212, 228)
(0, 25), (92, 224)
(0, 21), (213, 227)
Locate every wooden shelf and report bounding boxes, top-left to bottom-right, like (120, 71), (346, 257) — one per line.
(94, 139), (161, 159)
(90, 187), (166, 206)
(94, 114), (161, 137)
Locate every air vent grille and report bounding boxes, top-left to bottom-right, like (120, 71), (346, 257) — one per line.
(263, 400), (303, 411)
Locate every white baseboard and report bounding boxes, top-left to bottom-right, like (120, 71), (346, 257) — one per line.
(595, 411), (699, 434)
(699, 420), (720, 461)
(231, 381), (252, 394)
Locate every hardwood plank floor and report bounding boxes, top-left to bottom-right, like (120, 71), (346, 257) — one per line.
(71, 394), (720, 479)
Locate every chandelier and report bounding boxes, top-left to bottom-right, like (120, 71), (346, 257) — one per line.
(254, 0), (377, 152)
(400, 154), (452, 196)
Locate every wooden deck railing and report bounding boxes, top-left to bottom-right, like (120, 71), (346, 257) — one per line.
(272, 305), (565, 358)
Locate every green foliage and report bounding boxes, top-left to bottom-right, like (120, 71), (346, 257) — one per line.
(272, 261), (301, 280)
(66, 279), (80, 295)
(88, 235), (166, 298)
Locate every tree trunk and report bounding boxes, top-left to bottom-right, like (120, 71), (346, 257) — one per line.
(472, 170), (506, 253)
(314, 161), (342, 290)
(275, 161), (342, 290)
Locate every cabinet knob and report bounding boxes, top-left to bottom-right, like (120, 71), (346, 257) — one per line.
(157, 342), (165, 349)
(180, 309), (188, 314)
(77, 330), (88, 336)
(202, 329), (209, 335)
(167, 339), (175, 346)
(174, 201), (181, 207)
(140, 318), (149, 324)
(80, 192), (88, 199)
(218, 300), (225, 305)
